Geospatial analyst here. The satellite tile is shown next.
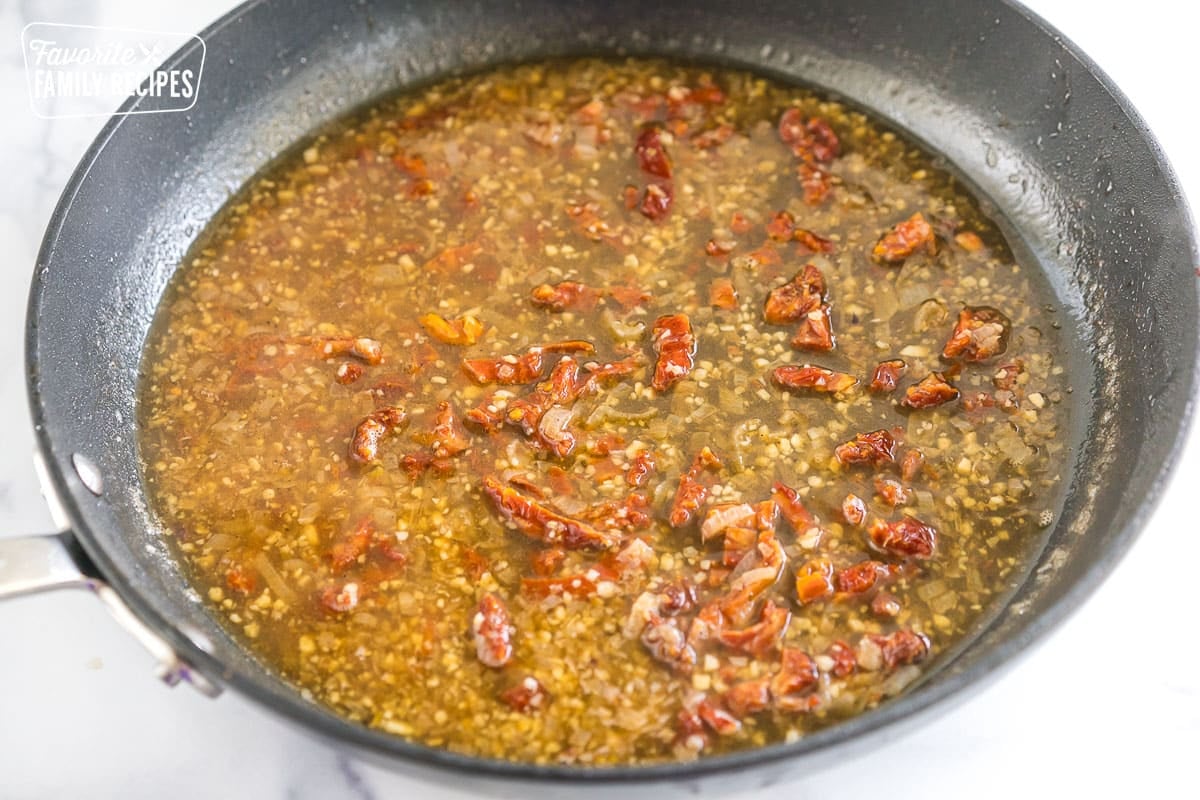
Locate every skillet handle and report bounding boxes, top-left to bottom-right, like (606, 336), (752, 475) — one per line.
(0, 531), (101, 599)
(0, 531), (222, 697)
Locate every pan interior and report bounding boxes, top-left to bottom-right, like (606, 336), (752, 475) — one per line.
(27, 0), (1197, 782)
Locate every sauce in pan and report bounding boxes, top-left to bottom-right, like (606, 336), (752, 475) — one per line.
(138, 58), (1069, 764)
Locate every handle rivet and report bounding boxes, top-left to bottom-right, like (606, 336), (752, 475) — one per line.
(71, 453), (104, 496)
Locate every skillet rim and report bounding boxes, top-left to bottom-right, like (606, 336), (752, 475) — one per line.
(23, 0), (1200, 783)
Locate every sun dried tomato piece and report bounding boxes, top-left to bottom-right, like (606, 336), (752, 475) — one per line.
(718, 525), (755, 568)
(320, 581), (360, 613)
(684, 599), (726, 649)
(459, 546), (489, 582)
(419, 312), (485, 346)
(621, 183), (641, 209)
(696, 697), (741, 735)
(802, 117), (839, 163)
(400, 451), (455, 480)
(868, 359), (908, 393)
(835, 429), (898, 467)
(534, 357), (588, 412)
(651, 313), (696, 392)
(626, 450), (657, 487)
(609, 284), (652, 310)
(642, 615), (697, 672)
(669, 446), (723, 527)
(900, 448), (926, 481)
(666, 80), (726, 118)
(709, 278), (738, 309)
(754, 499), (780, 531)
(521, 570), (608, 600)
(579, 493), (653, 533)
(565, 200), (619, 242)
(366, 373), (412, 406)
(408, 177), (436, 197)
(349, 406), (408, 463)
(827, 640), (857, 678)
(692, 123), (734, 149)
(791, 306), (835, 351)
(738, 244), (782, 270)
(428, 401), (470, 459)
(462, 341), (594, 386)
(871, 629), (930, 670)
(675, 706), (709, 753)
(705, 237), (735, 257)
(473, 593), (515, 668)
(482, 476), (619, 550)
(942, 306), (1011, 362)
(872, 592), (902, 618)
(659, 581), (698, 617)
(310, 335), (384, 365)
(589, 433), (625, 457)
(374, 534), (409, 567)
(424, 241), (484, 273)
(725, 678), (771, 717)
(534, 406), (577, 458)
(772, 481), (815, 531)
(585, 356), (643, 384)
(330, 518), (374, 573)
(501, 676), (549, 712)
(530, 281), (601, 312)
(993, 359), (1025, 390)
(766, 210), (796, 241)
(778, 109), (840, 163)
(639, 182), (674, 221)
(795, 557), (834, 604)
(635, 125), (672, 179)
(834, 560), (889, 595)
(793, 228), (835, 253)
(465, 394), (506, 433)
(800, 163), (833, 205)
(463, 353), (542, 385)
(869, 515), (937, 559)
(718, 600), (791, 656)
(531, 547), (566, 577)
(872, 212), (936, 264)
(763, 265), (827, 325)
(772, 364), (857, 394)
(874, 476), (910, 507)
(334, 361), (364, 385)
(901, 372), (960, 409)
(777, 108), (807, 147)
(391, 151), (426, 176)
(842, 494), (867, 526)
(574, 97), (606, 125)
(770, 648), (819, 710)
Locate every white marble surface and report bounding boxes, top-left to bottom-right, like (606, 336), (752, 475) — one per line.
(1, 1), (1197, 797)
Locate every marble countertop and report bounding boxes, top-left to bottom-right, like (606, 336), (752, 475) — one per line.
(1, 1), (1196, 797)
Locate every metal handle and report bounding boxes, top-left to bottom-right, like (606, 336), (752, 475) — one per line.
(0, 530), (221, 697)
(0, 531), (100, 599)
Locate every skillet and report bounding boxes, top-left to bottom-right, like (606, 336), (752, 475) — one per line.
(1, 0), (1196, 793)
